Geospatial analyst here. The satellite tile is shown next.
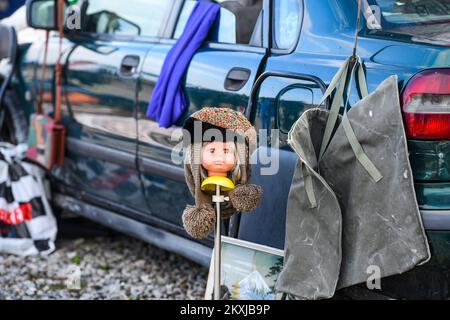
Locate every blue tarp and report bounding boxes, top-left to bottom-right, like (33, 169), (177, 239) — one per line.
(146, 1), (220, 128)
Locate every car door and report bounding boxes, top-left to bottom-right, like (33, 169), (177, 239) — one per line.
(237, 0), (323, 246)
(136, 0), (268, 233)
(61, 0), (173, 212)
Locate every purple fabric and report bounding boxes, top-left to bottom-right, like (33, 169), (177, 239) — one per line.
(146, 1), (220, 128)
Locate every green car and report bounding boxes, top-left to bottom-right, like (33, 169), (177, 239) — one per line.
(2, 0), (450, 299)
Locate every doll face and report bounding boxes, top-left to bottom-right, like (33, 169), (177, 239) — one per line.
(201, 141), (236, 177)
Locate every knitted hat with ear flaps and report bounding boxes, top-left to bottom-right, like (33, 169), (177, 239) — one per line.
(182, 107), (262, 239)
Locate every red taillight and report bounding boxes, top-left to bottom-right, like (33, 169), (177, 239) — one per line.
(402, 69), (450, 140)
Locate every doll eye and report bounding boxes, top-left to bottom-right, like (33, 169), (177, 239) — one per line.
(209, 148), (215, 154)
(223, 148), (230, 154)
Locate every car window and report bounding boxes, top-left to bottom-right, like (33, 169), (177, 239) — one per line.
(174, 0), (264, 46)
(367, 0), (450, 26)
(174, 0), (237, 44)
(273, 0), (301, 50)
(81, 0), (171, 36)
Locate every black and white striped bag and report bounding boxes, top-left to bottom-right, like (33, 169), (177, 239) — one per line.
(0, 143), (57, 255)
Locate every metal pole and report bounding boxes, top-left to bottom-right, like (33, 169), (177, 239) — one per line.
(213, 184), (221, 300)
(352, 0), (362, 59)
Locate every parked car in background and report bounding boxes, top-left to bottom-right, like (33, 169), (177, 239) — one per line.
(2, 0), (450, 299)
(0, 0), (25, 19)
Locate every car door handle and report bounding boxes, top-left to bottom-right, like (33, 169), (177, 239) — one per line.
(120, 55), (140, 76)
(224, 67), (251, 91)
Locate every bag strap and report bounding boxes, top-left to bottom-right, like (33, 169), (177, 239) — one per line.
(319, 56), (383, 183)
(341, 59), (383, 182)
(54, 0), (64, 124)
(37, 30), (50, 115)
(357, 60), (369, 98)
(318, 56), (352, 160)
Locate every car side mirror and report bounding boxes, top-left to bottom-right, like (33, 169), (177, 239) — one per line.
(26, 0), (59, 30)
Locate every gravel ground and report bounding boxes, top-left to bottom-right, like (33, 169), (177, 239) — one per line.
(0, 235), (209, 300)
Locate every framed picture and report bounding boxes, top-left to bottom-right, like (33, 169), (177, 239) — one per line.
(205, 236), (284, 300)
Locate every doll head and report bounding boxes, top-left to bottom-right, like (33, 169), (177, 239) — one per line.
(201, 141), (236, 177)
(200, 141), (242, 184)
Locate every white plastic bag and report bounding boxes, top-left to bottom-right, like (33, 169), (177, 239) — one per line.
(0, 143), (57, 255)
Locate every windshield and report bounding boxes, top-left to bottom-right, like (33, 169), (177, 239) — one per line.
(367, 0), (450, 26)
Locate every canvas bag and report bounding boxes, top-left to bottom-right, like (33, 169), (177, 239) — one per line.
(276, 56), (431, 300)
(0, 143), (57, 255)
